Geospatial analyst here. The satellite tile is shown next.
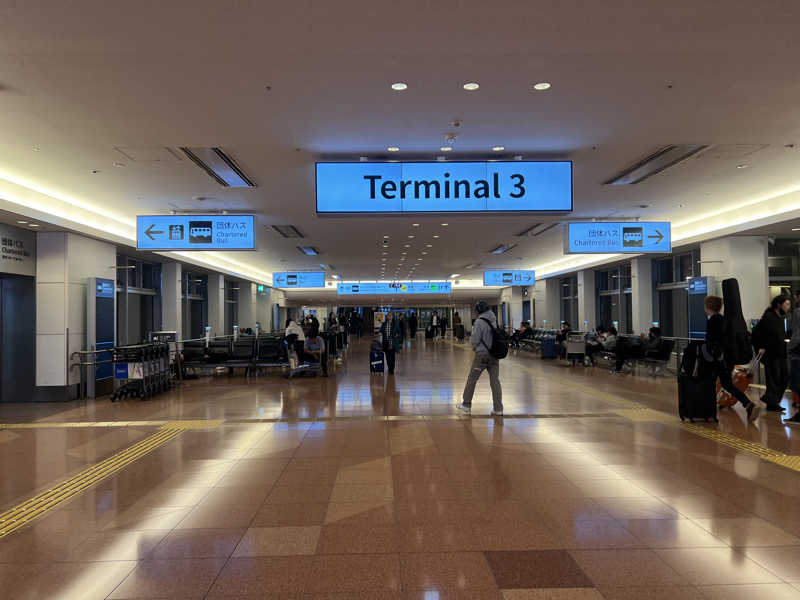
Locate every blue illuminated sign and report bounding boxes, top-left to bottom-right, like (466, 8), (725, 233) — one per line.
(316, 161), (572, 213)
(136, 215), (255, 250)
(483, 270), (535, 286)
(566, 222), (671, 254)
(273, 271), (326, 288)
(337, 282), (452, 295)
(95, 278), (115, 298)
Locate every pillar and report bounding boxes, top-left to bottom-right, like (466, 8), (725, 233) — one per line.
(700, 236), (769, 323)
(577, 269), (595, 331)
(162, 262), (182, 341)
(631, 257), (653, 334)
(238, 281), (256, 329)
(534, 278), (561, 328)
(207, 272), (225, 336)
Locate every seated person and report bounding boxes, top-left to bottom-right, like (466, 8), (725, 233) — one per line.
(642, 326), (662, 358)
(585, 326), (606, 364)
(303, 327), (327, 376)
(511, 321), (531, 348)
(555, 322), (571, 357)
(613, 326), (662, 372)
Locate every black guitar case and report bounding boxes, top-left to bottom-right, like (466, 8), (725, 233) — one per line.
(721, 278), (752, 365)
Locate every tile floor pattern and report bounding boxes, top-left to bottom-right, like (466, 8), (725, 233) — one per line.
(1, 337), (800, 598)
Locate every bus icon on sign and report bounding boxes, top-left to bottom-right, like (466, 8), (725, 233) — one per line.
(622, 227), (643, 248)
(189, 221), (213, 244)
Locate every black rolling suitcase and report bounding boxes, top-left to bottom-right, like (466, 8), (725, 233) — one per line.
(425, 326), (435, 339)
(677, 340), (718, 422)
(370, 349), (384, 373)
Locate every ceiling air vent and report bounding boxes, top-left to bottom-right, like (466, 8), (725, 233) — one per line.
(604, 144), (709, 185)
(297, 246), (320, 256)
(180, 147), (256, 187)
(531, 223), (560, 237)
(490, 244), (517, 255)
(515, 223), (542, 237)
(272, 225), (304, 238)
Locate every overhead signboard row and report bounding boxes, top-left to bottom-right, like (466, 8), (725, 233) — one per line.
(483, 269), (535, 286)
(272, 271), (326, 288)
(565, 222), (671, 254)
(136, 215), (255, 250)
(316, 161), (572, 213)
(337, 282), (452, 295)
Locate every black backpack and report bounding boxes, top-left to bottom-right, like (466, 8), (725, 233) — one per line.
(480, 317), (509, 359)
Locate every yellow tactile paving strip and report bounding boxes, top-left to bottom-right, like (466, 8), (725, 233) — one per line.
(0, 425), (185, 538)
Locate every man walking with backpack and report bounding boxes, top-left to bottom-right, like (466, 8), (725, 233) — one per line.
(456, 301), (505, 416)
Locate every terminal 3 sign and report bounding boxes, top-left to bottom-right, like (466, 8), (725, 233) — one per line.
(337, 282), (452, 295)
(565, 222), (671, 254)
(316, 161), (572, 213)
(136, 215), (256, 251)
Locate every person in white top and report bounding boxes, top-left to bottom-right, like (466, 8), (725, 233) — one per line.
(285, 319), (305, 341)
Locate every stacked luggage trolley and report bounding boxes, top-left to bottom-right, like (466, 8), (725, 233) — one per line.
(111, 342), (173, 401)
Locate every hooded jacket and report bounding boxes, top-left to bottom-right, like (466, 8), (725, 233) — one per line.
(470, 309), (498, 356)
(754, 308), (787, 359)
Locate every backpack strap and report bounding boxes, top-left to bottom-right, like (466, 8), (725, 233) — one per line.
(479, 317), (494, 352)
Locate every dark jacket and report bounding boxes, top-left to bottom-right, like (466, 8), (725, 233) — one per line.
(754, 309), (787, 359)
(380, 318), (402, 352)
(703, 314), (725, 362)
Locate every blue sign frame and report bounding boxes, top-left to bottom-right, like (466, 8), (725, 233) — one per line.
(483, 270), (535, 286)
(337, 282), (452, 295)
(136, 215), (255, 251)
(272, 271), (326, 288)
(316, 161), (572, 214)
(565, 222), (671, 254)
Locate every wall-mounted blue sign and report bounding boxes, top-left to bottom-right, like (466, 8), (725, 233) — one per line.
(272, 271), (326, 288)
(565, 222), (671, 254)
(316, 161), (572, 213)
(136, 215), (255, 250)
(483, 269), (535, 286)
(337, 282), (452, 295)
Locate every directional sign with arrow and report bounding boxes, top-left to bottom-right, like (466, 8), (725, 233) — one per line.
(566, 222), (671, 254)
(483, 269), (536, 286)
(136, 215), (255, 251)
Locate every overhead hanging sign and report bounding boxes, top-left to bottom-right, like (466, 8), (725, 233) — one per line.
(565, 222), (671, 254)
(272, 271), (326, 288)
(316, 161), (572, 213)
(136, 215), (255, 250)
(337, 282), (452, 295)
(483, 269), (535, 286)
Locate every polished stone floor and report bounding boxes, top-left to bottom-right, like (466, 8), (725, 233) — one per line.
(1, 336), (800, 599)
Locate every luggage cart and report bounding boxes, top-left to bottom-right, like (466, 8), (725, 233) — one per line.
(111, 343), (172, 401)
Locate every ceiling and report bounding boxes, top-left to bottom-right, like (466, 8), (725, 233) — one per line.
(1, 1), (800, 284)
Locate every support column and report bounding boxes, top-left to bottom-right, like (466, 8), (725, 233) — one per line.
(238, 281), (256, 330)
(35, 232), (69, 388)
(700, 236), (769, 323)
(534, 278), (561, 328)
(162, 262), (182, 341)
(509, 286), (523, 330)
(631, 257), (653, 334)
(207, 273), (225, 336)
(577, 269), (596, 331)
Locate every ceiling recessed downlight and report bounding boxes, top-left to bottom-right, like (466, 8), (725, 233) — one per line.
(441, 223), (449, 226)
(387, 146), (400, 152)
(16, 220), (27, 224)
(463, 82), (480, 91)
(391, 82), (408, 91)
(533, 82), (551, 91)
(412, 223), (420, 227)
(492, 146), (505, 152)
(737, 164), (749, 169)
(440, 147), (453, 152)
(433, 235), (440, 238)
(29, 224), (39, 227)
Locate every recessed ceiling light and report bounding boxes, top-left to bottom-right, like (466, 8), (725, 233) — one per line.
(441, 223), (449, 226)
(32, 147), (40, 152)
(737, 164), (749, 169)
(412, 223), (420, 227)
(359, 156), (368, 162)
(383, 235), (389, 238)
(408, 235), (414, 238)
(492, 146), (505, 152)
(29, 223), (39, 227)
(793, 228), (800, 231)
(463, 82), (480, 91)
(382, 252), (387, 255)
(387, 146), (400, 152)
(401, 252), (407, 255)
(391, 82), (408, 91)
(113, 162), (126, 168)
(16, 220), (27, 224)
(433, 235), (440, 238)
(426, 244), (432, 247)
(449, 273), (461, 278)
(404, 244), (411, 248)
(533, 82), (551, 91)
(440, 147), (453, 152)
(422, 252), (428, 255)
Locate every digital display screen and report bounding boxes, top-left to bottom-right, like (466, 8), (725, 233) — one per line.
(565, 222), (671, 254)
(272, 271), (326, 288)
(316, 161), (572, 213)
(483, 270), (535, 286)
(136, 215), (255, 250)
(337, 282), (452, 295)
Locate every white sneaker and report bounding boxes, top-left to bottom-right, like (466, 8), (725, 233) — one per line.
(455, 403), (471, 414)
(491, 410), (504, 416)
(731, 401), (748, 427)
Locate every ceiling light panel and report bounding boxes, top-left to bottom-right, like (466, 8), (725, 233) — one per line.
(180, 147), (256, 187)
